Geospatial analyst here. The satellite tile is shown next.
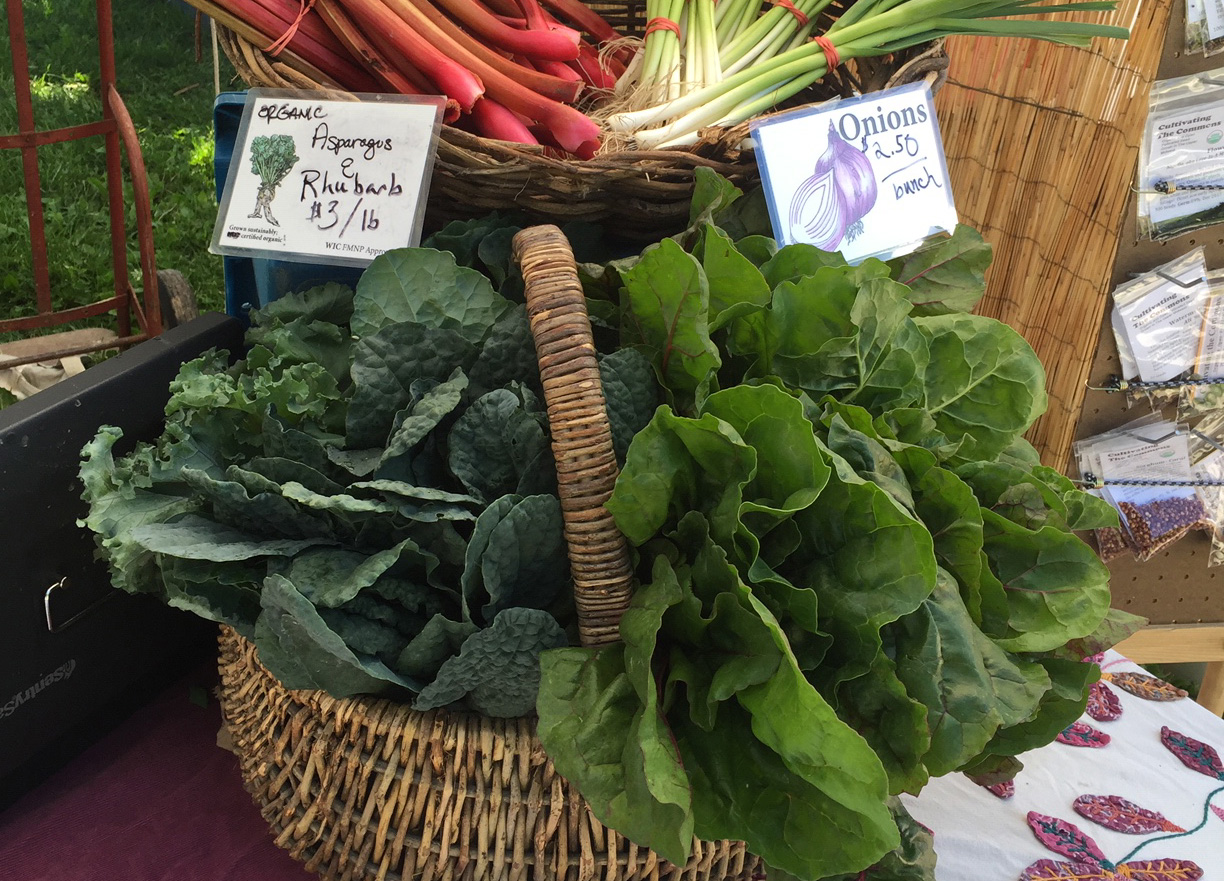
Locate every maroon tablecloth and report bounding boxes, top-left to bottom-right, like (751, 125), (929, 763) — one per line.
(0, 668), (310, 881)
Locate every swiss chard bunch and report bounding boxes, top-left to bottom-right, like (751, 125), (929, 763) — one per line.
(78, 240), (658, 717)
(537, 171), (1143, 880)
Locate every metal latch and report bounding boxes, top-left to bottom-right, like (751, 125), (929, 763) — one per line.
(44, 577), (115, 633)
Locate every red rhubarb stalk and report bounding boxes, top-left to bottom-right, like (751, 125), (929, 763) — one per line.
(571, 42), (618, 89)
(531, 57), (584, 83)
(194, 0), (380, 89)
(314, 0), (418, 92)
(335, 0), (485, 111)
(248, 0), (343, 52)
(380, 0), (599, 154)
(536, 0), (620, 43)
(468, 98), (540, 144)
(428, 0), (581, 61)
(395, 0), (583, 102)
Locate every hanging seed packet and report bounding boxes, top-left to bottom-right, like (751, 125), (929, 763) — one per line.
(750, 81), (957, 264)
(1138, 69), (1224, 240)
(1098, 429), (1210, 561)
(1190, 0), (1208, 55)
(1180, 269), (1224, 416)
(1110, 248), (1209, 383)
(1206, 0), (1224, 56)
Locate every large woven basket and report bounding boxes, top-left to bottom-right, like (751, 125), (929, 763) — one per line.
(216, 0), (948, 239)
(217, 225), (763, 881)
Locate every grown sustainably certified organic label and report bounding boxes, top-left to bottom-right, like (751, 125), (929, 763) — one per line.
(211, 89), (446, 267)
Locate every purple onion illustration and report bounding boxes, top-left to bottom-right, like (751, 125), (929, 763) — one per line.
(788, 122), (878, 251)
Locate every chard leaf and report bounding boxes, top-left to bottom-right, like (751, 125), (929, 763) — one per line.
(789, 451), (937, 686)
(760, 243), (849, 289)
(598, 348), (660, 464)
(697, 224), (771, 332)
(254, 574), (415, 697)
(606, 408), (755, 548)
(832, 651), (931, 795)
(131, 514), (331, 561)
(618, 561), (697, 863)
(1043, 608), (1148, 662)
(346, 323), (478, 449)
(688, 165), (744, 228)
(889, 570), (1007, 776)
(700, 384), (829, 533)
(395, 613), (478, 681)
(620, 237), (720, 414)
(447, 388), (553, 501)
(732, 235), (779, 268)
(979, 657), (1098, 759)
(915, 313), (1047, 460)
(768, 272), (928, 413)
(731, 594), (899, 877)
(414, 607), (568, 717)
(350, 248), (513, 341)
(980, 511), (1111, 653)
(887, 225), (991, 316)
(677, 696), (897, 879)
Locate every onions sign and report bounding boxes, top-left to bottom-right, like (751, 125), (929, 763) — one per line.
(752, 81), (957, 264)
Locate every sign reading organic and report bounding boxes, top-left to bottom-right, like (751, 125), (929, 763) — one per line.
(751, 81), (957, 264)
(211, 89), (446, 267)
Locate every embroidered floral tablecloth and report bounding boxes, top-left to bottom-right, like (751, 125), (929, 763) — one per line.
(904, 651), (1224, 880)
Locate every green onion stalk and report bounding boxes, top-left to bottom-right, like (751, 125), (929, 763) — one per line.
(609, 0), (1126, 150)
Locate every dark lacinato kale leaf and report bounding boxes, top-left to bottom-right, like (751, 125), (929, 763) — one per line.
(345, 323), (478, 449)
(597, 348), (659, 464)
(394, 613), (478, 681)
(447, 389), (554, 501)
(254, 575), (417, 697)
(468, 305), (541, 397)
(414, 608), (568, 717)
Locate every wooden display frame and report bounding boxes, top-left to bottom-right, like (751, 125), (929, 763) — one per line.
(1072, 2), (1223, 712)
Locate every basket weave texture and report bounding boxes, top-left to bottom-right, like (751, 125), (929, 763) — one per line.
(217, 0), (949, 239)
(218, 225), (762, 881)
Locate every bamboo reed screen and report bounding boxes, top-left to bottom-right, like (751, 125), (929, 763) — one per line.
(934, 0), (1173, 469)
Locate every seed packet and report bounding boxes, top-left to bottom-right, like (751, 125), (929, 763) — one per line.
(1110, 248), (1209, 383)
(1206, 0), (1224, 56)
(1138, 69), (1224, 240)
(1177, 269), (1224, 417)
(1190, 448), (1224, 565)
(1190, 0), (1208, 55)
(1076, 417), (1212, 562)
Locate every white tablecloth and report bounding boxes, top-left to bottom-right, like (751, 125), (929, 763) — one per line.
(905, 651), (1224, 880)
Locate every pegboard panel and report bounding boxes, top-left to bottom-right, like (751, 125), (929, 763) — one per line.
(1074, 1), (1224, 626)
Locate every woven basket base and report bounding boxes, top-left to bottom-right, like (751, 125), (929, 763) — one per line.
(218, 627), (761, 881)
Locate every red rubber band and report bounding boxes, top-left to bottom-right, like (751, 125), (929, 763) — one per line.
(813, 34), (840, 70)
(768, 0), (809, 27)
(264, 0), (317, 56)
(644, 16), (682, 37)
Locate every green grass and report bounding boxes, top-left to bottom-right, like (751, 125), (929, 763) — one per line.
(0, 0), (238, 336)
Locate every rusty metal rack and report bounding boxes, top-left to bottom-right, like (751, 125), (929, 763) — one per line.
(1, 0), (165, 369)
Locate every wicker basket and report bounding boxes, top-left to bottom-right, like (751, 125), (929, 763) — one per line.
(217, 224), (762, 881)
(216, 1), (949, 240)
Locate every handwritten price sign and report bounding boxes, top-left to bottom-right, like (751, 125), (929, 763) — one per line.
(751, 81), (957, 265)
(211, 89), (446, 267)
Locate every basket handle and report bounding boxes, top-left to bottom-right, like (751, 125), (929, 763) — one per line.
(513, 225), (634, 649)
